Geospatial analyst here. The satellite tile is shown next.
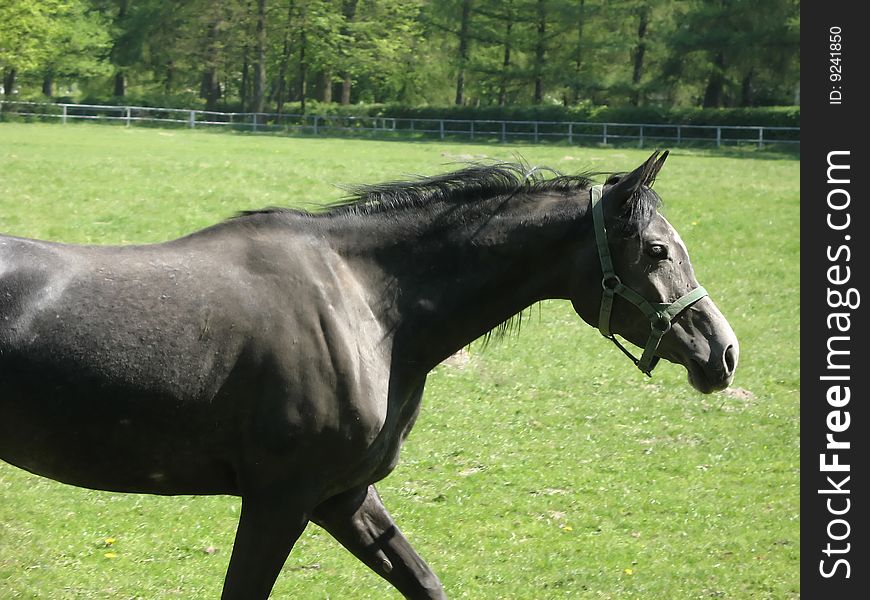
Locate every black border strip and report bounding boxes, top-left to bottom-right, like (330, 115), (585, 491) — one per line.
(801, 4), (868, 597)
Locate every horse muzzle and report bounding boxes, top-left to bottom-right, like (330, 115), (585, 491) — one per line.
(673, 298), (739, 394)
(685, 342), (738, 393)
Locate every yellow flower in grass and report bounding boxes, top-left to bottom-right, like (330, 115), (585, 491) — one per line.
(104, 552), (118, 559)
(624, 568), (634, 575)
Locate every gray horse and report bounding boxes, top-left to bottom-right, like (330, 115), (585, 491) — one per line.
(0, 151), (737, 598)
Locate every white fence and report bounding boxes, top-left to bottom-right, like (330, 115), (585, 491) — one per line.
(0, 101), (799, 149)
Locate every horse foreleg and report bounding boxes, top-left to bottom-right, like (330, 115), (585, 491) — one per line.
(313, 485), (447, 599)
(221, 494), (309, 600)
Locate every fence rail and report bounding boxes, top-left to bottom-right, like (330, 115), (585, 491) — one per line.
(0, 101), (800, 149)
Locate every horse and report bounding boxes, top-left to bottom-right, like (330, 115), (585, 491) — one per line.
(0, 150), (737, 598)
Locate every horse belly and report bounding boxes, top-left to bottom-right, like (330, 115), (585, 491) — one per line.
(0, 360), (242, 495)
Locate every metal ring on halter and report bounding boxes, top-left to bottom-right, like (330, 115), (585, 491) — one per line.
(601, 275), (621, 290)
(651, 315), (671, 333)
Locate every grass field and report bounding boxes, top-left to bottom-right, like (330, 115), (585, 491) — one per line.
(0, 123), (799, 599)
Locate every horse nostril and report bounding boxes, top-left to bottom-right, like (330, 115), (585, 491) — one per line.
(723, 344), (737, 375)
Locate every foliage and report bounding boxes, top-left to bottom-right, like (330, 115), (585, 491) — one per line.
(241, 101), (799, 128)
(1, 0), (800, 111)
(0, 1), (60, 73)
(660, 0), (800, 107)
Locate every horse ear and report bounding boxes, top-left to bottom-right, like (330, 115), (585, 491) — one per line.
(602, 150), (668, 208)
(645, 149), (668, 187)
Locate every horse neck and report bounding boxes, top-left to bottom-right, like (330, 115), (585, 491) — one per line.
(330, 193), (593, 373)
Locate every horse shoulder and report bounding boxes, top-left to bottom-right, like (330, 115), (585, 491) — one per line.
(238, 236), (394, 473)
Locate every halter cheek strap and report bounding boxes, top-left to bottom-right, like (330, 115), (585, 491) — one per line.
(590, 184), (709, 376)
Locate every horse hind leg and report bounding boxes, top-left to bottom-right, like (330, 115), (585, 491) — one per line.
(312, 485), (446, 600)
(221, 494), (310, 600)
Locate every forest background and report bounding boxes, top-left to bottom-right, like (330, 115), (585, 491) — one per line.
(1, 0), (800, 124)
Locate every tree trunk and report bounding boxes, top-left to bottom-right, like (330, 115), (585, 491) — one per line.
(740, 68), (755, 107)
(298, 6), (308, 113)
(164, 60), (174, 95)
(454, 0), (472, 106)
(3, 68), (16, 100)
(252, 0), (267, 113)
(321, 71), (333, 103)
(42, 74), (54, 97)
(498, 17), (513, 106)
(341, 75), (352, 105)
(111, 0), (129, 98)
(702, 52), (726, 107)
(276, 0), (295, 115)
(201, 68), (221, 111)
(113, 72), (126, 97)
(571, 0), (585, 104)
(199, 11), (224, 111)
(240, 46), (250, 109)
(629, 5), (649, 106)
(533, 0), (546, 105)
(339, 0), (359, 105)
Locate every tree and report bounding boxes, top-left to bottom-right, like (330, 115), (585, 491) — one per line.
(661, 0), (799, 107)
(199, 15), (225, 110)
(1, 1), (64, 98)
(38, 4), (111, 97)
(454, 0), (472, 105)
(338, 0), (359, 104)
(104, 0), (131, 97)
(2, 0), (799, 110)
(629, 2), (650, 105)
(252, 0), (267, 112)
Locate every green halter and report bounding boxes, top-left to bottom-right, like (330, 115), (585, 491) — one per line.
(590, 184), (709, 376)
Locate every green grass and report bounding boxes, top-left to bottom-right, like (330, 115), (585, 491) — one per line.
(0, 123), (799, 599)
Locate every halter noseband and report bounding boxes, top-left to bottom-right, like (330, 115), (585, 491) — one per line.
(590, 184), (709, 376)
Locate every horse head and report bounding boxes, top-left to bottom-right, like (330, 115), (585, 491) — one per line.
(571, 151), (738, 393)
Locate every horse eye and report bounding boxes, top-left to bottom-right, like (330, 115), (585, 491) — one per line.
(647, 244), (668, 259)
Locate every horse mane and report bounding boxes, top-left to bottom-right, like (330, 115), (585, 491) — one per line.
(232, 160), (662, 234)
(329, 162), (594, 215)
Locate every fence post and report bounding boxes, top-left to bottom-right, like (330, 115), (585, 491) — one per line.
(501, 121), (506, 143)
(568, 122), (573, 145)
(676, 125), (681, 145)
(313, 115), (319, 136)
(638, 125), (644, 148)
(757, 127), (764, 149)
(252, 114), (258, 132)
(470, 120), (474, 141)
(62, 104), (68, 125)
(439, 120), (445, 140)
(187, 110), (195, 129)
(533, 121), (539, 144)
(603, 123), (608, 145)
(716, 126), (721, 148)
